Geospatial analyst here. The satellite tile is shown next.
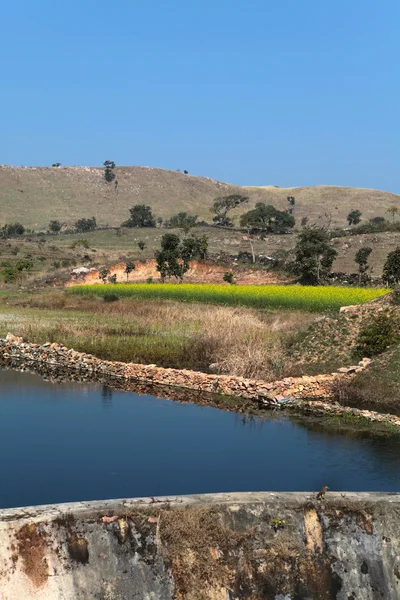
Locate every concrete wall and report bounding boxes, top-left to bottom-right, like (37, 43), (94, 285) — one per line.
(0, 492), (399, 599)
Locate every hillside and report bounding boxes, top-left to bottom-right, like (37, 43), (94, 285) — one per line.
(0, 165), (399, 229)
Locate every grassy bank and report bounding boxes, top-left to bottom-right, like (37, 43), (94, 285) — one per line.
(68, 283), (388, 312)
(0, 292), (315, 380)
(333, 345), (400, 416)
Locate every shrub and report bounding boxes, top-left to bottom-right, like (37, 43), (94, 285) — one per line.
(75, 217), (97, 233)
(354, 313), (399, 358)
(2, 267), (18, 282)
(123, 205), (156, 228)
(102, 292), (119, 302)
(223, 272), (235, 284)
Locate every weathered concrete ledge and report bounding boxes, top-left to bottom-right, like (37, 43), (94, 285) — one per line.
(1, 492), (400, 599)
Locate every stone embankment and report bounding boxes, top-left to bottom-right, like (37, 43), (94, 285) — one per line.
(2, 333), (400, 428)
(0, 334), (365, 403)
(1, 492), (400, 599)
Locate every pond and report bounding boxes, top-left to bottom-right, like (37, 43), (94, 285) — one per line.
(0, 368), (399, 508)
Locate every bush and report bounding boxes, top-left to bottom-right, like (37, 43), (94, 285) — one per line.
(75, 217), (97, 233)
(102, 292), (119, 302)
(2, 267), (18, 282)
(223, 272), (235, 284)
(354, 313), (399, 358)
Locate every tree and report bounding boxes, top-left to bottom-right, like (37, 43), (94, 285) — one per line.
(1, 223), (25, 237)
(157, 217), (163, 228)
(123, 205), (156, 228)
(155, 233), (185, 281)
(287, 196), (295, 215)
(240, 203), (295, 234)
(103, 160), (116, 183)
(370, 216), (386, 225)
(137, 240), (146, 251)
(75, 217), (97, 233)
(155, 233), (208, 281)
(52, 162), (61, 167)
(99, 267), (110, 283)
(382, 247), (400, 286)
(183, 169), (189, 174)
(165, 212), (198, 231)
(108, 274), (117, 284)
(211, 194), (248, 227)
(347, 210), (362, 226)
(124, 260), (135, 282)
(386, 206), (399, 223)
(181, 234), (208, 261)
(292, 226), (337, 284)
(355, 246), (372, 284)
(49, 220), (62, 234)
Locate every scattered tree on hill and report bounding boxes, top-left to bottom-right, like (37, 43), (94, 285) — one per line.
(386, 206), (399, 223)
(370, 216), (386, 225)
(99, 267), (110, 283)
(211, 194), (249, 227)
(0, 223), (25, 237)
(165, 212), (198, 231)
(240, 203), (295, 235)
(181, 234), (208, 261)
(157, 217), (163, 228)
(124, 260), (136, 282)
(122, 205), (156, 228)
(49, 220), (62, 234)
(52, 162), (61, 167)
(291, 226), (337, 285)
(355, 246), (372, 284)
(103, 160), (116, 183)
(137, 240), (146, 252)
(347, 210), (362, 226)
(75, 217), (97, 233)
(108, 274), (117, 284)
(301, 216), (309, 228)
(183, 169), (189, 174)
(382, 247), (400, 286)
(155, 233), (208, 281)
(287, 196), (295, 215)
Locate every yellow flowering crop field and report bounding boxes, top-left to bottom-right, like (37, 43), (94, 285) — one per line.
(69, 283), (389, 312)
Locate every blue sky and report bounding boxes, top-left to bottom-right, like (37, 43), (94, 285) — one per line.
(1, 0), (399, 191)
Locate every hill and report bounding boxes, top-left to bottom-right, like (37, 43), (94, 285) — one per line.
(0, 164), (399, 229)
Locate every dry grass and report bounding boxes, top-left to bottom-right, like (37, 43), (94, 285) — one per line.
(1, 164), (399, 229)
(0, 292), (314, 380)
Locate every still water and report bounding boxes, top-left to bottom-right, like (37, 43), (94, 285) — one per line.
(0, 368), (399, 508)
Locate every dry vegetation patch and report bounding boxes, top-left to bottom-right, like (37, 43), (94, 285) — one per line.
(0, 292), (315, 380)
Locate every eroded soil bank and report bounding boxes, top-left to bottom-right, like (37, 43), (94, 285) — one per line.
(1, 492), (400, 599)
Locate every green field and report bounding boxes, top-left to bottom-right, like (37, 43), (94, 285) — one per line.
(69, 283), (388, 312)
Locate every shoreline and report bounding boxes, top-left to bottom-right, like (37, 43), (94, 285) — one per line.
(1, 333), (400, 430)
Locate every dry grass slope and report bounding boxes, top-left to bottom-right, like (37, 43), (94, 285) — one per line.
(1, 165), (399, 229)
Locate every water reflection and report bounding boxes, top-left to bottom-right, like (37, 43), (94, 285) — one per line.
(0, 366), (399, 508)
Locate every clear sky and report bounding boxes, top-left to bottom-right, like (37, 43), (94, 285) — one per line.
(1, 0), (399, 191)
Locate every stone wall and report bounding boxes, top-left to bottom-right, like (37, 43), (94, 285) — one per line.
(1, 492), (400, 599)
(0, 334), (368, 404)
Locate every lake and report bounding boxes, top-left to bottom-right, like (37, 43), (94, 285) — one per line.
(0, 368), (399, 508)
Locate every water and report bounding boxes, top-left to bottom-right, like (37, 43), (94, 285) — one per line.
(0, 368), (399, 508)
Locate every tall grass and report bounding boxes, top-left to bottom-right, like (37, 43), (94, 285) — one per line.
(68, 283), (388, 312)
(0, 294), (314, 380)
